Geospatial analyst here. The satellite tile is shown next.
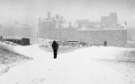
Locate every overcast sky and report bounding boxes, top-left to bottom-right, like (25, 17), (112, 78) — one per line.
(0, 0), (134, 27)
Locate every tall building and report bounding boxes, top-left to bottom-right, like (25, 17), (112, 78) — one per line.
(101, 12), (118, 28)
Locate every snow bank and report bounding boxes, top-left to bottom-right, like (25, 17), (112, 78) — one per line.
(0, 43), (32, 76)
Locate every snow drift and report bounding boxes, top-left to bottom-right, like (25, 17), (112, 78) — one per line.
(0, 45), (135, 84)
(62, 46), (135, 62)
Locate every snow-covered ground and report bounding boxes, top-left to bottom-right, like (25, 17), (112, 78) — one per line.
(0, 44), (135, 84)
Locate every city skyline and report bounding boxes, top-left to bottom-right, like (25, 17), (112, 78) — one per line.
(0, 0), (134, 27)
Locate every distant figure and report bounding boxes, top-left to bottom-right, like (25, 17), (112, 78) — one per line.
(104, 41), (107, 46)
(52, 40), (59, 59)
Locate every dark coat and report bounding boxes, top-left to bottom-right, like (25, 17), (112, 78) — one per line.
(52, 41), (59, 50)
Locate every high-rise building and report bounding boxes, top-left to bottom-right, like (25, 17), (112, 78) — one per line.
(101, 12), (118, 27)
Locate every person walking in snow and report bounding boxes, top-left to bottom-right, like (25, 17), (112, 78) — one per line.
(104, 41), (107, 46)
(52, 40), (59, 59)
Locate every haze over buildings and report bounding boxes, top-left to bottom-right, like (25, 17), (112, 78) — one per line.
(0, 11), (128, 46)
(38, 12), (127, 46)
(0, 0), (134, 45)
(0, 0), (134, 27)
